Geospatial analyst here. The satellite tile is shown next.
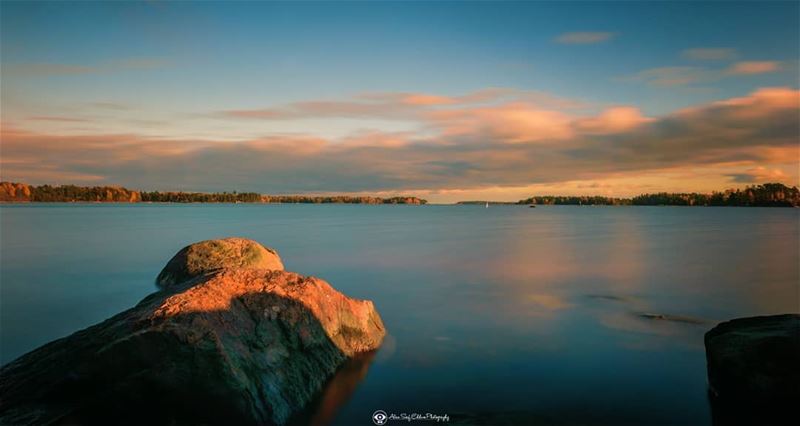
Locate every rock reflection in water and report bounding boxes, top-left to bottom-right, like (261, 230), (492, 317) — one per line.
(290, 350), (377, 426)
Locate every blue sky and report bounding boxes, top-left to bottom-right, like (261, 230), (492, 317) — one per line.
(4, 1), (798, 111)
(1, 1), (798, 201)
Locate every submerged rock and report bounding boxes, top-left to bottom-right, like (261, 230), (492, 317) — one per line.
(637, 312), (708, 325)
(704, 314), (800, 425)
(0, 239), (384, 426)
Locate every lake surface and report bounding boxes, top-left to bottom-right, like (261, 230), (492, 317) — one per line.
(1, 204), (798, 425)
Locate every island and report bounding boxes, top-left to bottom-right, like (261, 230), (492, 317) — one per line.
(456, 183), (800, 207)
(0, 182), (427, 204)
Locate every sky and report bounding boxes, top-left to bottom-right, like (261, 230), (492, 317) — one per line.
(1, 0), (798, 203)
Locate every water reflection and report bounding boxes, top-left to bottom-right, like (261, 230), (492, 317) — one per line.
(290, 350), (377, 426)
(2, 205), (797, 425)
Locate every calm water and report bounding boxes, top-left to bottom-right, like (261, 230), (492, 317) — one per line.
(1, 204), (798, 425)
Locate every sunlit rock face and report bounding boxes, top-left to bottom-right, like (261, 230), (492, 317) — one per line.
(705, 314), (800, 425)
(156, 237), (285, 289)
(0, 239), (385, 426)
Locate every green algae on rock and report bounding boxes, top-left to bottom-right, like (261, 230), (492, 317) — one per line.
(156, 237), (285, 289)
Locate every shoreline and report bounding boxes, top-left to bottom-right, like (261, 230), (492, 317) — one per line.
(1, 201), (798, 208)
(2, 181), (799, 207)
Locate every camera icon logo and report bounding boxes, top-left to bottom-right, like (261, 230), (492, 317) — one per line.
(372, 410), (388, 425)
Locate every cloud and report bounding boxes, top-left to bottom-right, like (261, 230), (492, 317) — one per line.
(625, 61), (784, 87)
(681, 48), (738, 61)
(726, 61), (781, 75)
(726, 166), (789, 183)
(223, 92), (466, 121)
(27, 116), (88, 122)
(575, 107), (652, 134)
(3, 87), (798, 196)
(555, 32), (616, 44)
(221, 88), (585, 121)
(427, 102), (575, 143)
(398, 94), (457, 106)
(224, 99), (422, 121)
(2, 58), (168, 77)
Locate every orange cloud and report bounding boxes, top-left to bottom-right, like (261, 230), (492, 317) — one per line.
(576, 106), (652, 134)
(3, 87), (798, 198)
(711, 87), (799, 119)
(400, 94), (456, 106)
(339, 131), (412, 148)
(726, 61), (781, 75)
(715, 87), (798, 107)
(727, 166), (789, 183)
(749, 146), (800, 165)
(626, 61), (784, 87)
(429, 103), (574, 143)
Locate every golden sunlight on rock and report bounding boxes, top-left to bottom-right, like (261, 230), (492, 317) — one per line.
(0, 238), (384, 426)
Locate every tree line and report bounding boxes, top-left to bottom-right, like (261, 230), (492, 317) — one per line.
(516, 183), (800, 207)
(0, 183), (141, 202)
(0, 182), (427, 204)
(2, 181), (797, 206)
(140, 192), (426, 204)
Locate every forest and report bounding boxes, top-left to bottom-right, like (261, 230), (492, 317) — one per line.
(516, 183), (800, 207)
(0, 182), (427, 204)
(2, 182), (797, 206)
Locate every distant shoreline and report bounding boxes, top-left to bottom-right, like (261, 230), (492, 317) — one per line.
(3, 201), (798, 208)
(0, 182), (427, 205)
(462, 183), (800, 207)
(2, 181), (799, 207)
(0, 201), (428, 206)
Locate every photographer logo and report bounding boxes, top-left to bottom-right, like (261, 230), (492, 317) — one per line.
(372, 410), (388, 425)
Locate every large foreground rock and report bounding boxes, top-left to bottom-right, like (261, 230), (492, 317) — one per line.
(0, 239), (385, 426)
(705, 314), (800, 425)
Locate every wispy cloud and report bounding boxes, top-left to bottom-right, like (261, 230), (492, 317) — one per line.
(26, 116), (88, 122)
(726, 61), (781, 75)
(555, 32), (616, 44)
(221, 88), (587, 121)
(681, 48), (738, 61)
(726, 166), (788, 183)
(624, 60), (784, 87)
(224, 99), (420, 121)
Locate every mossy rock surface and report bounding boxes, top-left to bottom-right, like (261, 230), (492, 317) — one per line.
(156, 237), (284, 288)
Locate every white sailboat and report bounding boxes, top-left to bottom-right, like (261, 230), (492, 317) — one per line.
(485, 202), (489, 208)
